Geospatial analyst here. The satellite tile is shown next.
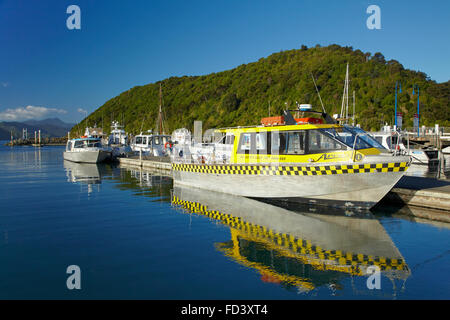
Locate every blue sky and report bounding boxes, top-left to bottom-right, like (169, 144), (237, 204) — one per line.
(0, 0), (449, 123)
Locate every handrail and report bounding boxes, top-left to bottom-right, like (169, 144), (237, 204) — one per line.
(391, 131), (401, 155)
(352, 132), (363, 162)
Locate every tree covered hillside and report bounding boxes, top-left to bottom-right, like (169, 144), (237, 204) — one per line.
(72, 44), (450, 136)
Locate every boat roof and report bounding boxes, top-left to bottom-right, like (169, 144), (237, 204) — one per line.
(135, 133), (171, 137)
(72, 137), (101, 141)
(215, 123), (343, 133)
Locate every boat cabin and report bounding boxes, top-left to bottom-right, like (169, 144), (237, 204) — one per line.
(66, 137), (103, 152)
(212, 123), (387, 164)
(133, 134), (171, 149)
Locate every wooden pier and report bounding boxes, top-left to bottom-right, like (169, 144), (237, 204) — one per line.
(383, 176), (450, 222)
(116, 155), (171, 171)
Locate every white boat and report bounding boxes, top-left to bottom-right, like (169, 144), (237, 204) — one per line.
(131, 131), (172, 157)
(370, 131), (405, 153)
(63, 137), (111, 163)
(370, 129), (438, 165)
(408, 148), (439, 165)
(107, 121), (133, 157)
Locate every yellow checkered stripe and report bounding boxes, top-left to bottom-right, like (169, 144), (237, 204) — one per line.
(172, 162), (408, 176)
(172, 196), (409, 273)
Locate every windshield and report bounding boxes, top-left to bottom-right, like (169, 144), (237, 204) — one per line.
(321, 126), (386, 150)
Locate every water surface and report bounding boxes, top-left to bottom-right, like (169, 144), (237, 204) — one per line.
(0, 143), (449, 299)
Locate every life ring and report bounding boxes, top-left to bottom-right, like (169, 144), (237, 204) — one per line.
(164, 141), (173, 150)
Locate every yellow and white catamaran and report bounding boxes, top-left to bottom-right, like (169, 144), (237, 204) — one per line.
(171, 106), (411, 209)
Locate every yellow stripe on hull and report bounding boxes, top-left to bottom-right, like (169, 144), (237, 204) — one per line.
(172, 161), (409, 176)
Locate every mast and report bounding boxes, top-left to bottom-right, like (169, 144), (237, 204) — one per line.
(159, 83), (162, 134)
(352, 90), (355, 126)
(340, 63), (350, 124)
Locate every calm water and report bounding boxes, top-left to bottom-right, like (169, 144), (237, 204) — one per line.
(0, 143), (449, 299)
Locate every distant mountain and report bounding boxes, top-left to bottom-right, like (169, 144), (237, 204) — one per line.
(24, 117), (74, 128)
(0, 118), (74, 140)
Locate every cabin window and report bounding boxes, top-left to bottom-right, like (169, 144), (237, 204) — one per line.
(237, 132), (270, 155)
(308, 130), (346, 152)
(391, 136), (398, 148)
(74, 140), (84, 148)
(142, 137), (147, 145)
(67, 141), (72, 151)
(375, 136), (383, 145)
(240, 133), (252, 151)
(256, 133), (266, 151)
(162, 136), (168, 144)
(154, 136), (160, 145)
(87, 141), (101, 148)
(286, 131), (305, 154)
(225, 135), (235, 145)
(136, 137), (143, 144)
(323, 126), (385, 150)
(273, 131), (305, 155)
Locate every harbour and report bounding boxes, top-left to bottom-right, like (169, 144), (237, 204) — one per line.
(0, 143), (448, 299)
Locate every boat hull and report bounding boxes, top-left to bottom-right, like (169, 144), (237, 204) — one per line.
(172, 158), (410, 209)
(63, 150), (110, 163)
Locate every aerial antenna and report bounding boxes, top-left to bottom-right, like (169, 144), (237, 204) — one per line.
(340, 63), (350, 124)
(139, 108), (146, 134)
(310, 72), (326, 114)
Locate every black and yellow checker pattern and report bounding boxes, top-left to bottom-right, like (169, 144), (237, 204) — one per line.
(172, 161), (409, 176)
(172, 196), (409, 275)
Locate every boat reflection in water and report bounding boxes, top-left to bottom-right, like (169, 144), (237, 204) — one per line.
(63, 160), (110, 193)
(128, 167), (172, 188)
(172, 186), (410, 295)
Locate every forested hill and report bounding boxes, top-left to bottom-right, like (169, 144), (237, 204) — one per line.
(73, 44), (450, 136)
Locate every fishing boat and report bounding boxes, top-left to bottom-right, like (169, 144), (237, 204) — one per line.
(131, 130), (172, 156)
(107, 121), (133, 157)
(172, 186), (410, 293)
(171, 105), (411, 209)
(63, 137), (111, 163)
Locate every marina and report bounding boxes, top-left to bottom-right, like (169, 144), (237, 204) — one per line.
(0, 143), (448, 299)
(1, 0), (449, 306)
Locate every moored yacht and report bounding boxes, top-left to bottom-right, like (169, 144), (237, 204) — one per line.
(63, 137), (111, 163)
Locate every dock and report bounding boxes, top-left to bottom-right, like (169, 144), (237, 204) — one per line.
(116, 155), (171, 171)
(384, 176), (450, 222)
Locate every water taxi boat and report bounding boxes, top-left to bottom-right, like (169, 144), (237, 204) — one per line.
(172, 109), (412, 209)
(63, 137), (111, 163)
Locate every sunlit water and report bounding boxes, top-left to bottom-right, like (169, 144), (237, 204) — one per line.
(0, 142), (449, 299)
